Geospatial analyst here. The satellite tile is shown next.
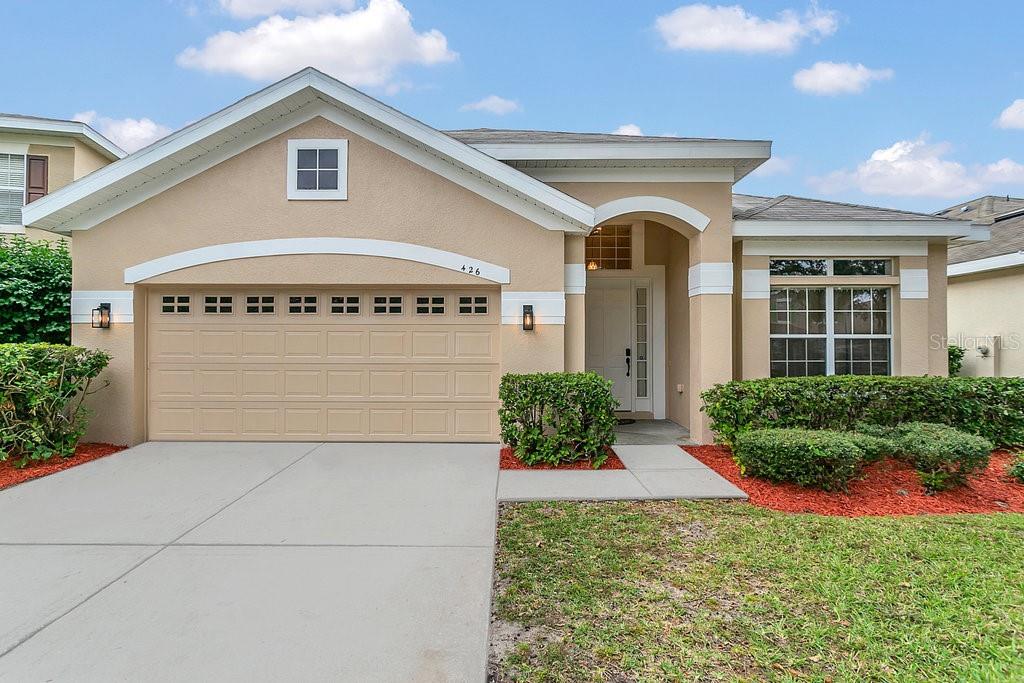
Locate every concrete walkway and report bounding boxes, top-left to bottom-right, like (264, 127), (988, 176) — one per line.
(498, 445), (748, 502)
(0, 442), (498, 682)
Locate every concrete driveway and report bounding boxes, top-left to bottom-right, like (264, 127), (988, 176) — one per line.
(0, 442), (499, 682)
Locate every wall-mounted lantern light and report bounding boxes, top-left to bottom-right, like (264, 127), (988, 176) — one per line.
(91, 303), (111, 329)
(522, 304), (535, 331)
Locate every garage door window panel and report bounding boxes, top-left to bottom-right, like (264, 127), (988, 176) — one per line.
(204, 295), (233, 314)
(331, 295), (360, 314)
(458, 295), (488, 315)
(288, 295), (318, 314)
(161, 295), (191, 314)
(373, 295), (403, 315)
(416, 296), (445, 315)
(245, 295), (275, 314)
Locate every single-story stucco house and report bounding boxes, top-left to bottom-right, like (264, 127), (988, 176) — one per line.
(20, 68), (988, 444)
(945, 195), (1024, 377)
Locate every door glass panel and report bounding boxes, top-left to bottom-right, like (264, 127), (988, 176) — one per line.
(635, 287), (648, 398)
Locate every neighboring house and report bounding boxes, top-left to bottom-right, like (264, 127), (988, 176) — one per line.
(22, 68), (981, 445)
(944, 195), (1024, 377)
(0, 114), (124, 241)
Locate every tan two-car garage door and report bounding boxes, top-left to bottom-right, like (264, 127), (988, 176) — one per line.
(147, 288), (500, 441)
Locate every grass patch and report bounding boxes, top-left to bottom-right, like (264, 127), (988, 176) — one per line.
(492, 501), (1024, 682)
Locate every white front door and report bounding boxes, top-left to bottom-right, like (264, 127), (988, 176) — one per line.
(585, 279), (633, 411)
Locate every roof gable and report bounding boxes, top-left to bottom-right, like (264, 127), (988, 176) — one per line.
(22, 69), (593, 233)
(0, 113), (125, 160)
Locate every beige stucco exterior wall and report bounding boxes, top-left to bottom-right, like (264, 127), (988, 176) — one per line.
(564, 235), (585, 372)
(27, 144), (75, 192)
(71, 116), (568, 444)
(948, 264), (1024, 377)
(72, 141), (112, 179)
(740, 254), (770, 379)
(927, 242), (948, 376)
(644, 221), (691, 430)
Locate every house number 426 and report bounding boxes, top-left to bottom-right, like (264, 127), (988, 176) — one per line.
(461, 264), (482, 275)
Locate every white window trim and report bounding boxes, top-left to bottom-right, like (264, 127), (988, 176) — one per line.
(0, 152), (26, 228)
(287, 139), (348, 200)
(770, 285), (893, 376)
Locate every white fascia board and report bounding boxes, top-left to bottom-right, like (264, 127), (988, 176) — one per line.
(0, 116), (125, 159)
(951, 225), (991, 244)
(470, 140), (772, 162)
(948, 251), (1024, 278)
(741, 240), (928, 257)
(23, 69), (594, 232)
(523, 166), (735, 183)
(733, 219), (977, 239)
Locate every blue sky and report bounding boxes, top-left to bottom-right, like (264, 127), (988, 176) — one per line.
(5, 0), (1023, 211)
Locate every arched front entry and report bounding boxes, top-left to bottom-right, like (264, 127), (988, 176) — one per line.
(569, 195), (734, 443)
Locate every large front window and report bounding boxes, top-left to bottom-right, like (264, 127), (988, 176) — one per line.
(770, 287), (891, 377)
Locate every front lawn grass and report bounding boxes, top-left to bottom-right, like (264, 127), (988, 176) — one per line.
(492, 501), (1024, 682)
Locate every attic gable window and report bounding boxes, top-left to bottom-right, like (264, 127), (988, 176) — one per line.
(287, 139), (348, 200)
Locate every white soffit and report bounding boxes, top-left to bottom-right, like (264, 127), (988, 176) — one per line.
(23, 68), (594, 233)
(742, 240), (929, 257)
(948, 251), (1024, 278)
(734, 220), (978, 240)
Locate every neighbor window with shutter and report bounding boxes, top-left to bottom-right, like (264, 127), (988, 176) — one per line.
(0, 153), (26, 225)
(25, 155), (48, 204)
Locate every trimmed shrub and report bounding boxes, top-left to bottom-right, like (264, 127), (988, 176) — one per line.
(1008, 453), (1024, 484)
(733, 428), (865, 491)
(948, 344), (965, 376)
(0, 237), (72, 345)
(0, 343), (111, 466)
(499, 372), (617, 467)
(701, 375), (1024, 448)
(847, 432), (897, 463)
(886, 422), (992, 492)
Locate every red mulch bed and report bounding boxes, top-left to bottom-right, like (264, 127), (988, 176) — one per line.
(687, 444), (1024, 516)
(500, 446), (626, 470)
(0, 443), (127, 491)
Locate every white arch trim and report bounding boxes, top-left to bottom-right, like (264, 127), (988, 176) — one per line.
(123, 237), (511, 284)
(592, 196), (711, 232)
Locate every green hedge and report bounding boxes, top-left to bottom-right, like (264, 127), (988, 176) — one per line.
(0, 343), (110, 465)
(701, 376), (1024, 448)
(1009, 454), (1024, 484)
(0, 237), (72, 344)
(860, 422), (993, 492)
(734, 428), (865, 491)
(499, 372), (617, 467)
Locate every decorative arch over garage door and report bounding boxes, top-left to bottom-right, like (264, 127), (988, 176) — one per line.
(124, 237), (512, 285)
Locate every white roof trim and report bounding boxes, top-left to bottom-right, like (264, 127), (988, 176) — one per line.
(22, 69), (594, 233)
(123, 237), (512, 284)
(0, 115), (125, 159)
(948, 251), (1024, 278)
(734, 219), (978, 240)
(742, 240), (928, 257)
(594, 196), (711, 232)
(470, 140), (772, 162)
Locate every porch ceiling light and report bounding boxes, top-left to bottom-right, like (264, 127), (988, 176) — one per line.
(91, 303), (111, 329)
(522, 304), (535, 331)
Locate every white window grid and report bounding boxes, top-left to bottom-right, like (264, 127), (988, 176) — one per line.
(288, 295), (318, 314)
(330, 295), (360, 314)
(203, 295), (233, 314)
(160, 295), (191, 314)
(634, 287), (648, 399)
(415, 295), (445, 315)
(373, 295), (403, 315)
(287, 139), (348, 200)
(457, 295), (488, 315)
(770, 258), (893, 277)
(245, 295), (276, 314)
(769, 286), (892, 376)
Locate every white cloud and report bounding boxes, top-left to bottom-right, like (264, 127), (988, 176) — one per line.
(177, 0), (457, 88)
(612, 124), (644, 136)
(752, 156), (795, 177)
(655, 2), (838, 54)
(792, 61), (893, 95)
(219, 0), (355, 19)
(808, 136), (1024, 199)
(979, 158), (1024, 184)
(996, 99), (1024, 129)
(459, 95), (521, 115)
(73, 111), (173, 152)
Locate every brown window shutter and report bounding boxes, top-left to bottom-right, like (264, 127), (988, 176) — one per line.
(25, 155), (48, 203)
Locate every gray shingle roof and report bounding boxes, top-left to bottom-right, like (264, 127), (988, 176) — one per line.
(446, 128), (767, 145)
(733, 194), (955, 222)
(944, 196), (1024, 265)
